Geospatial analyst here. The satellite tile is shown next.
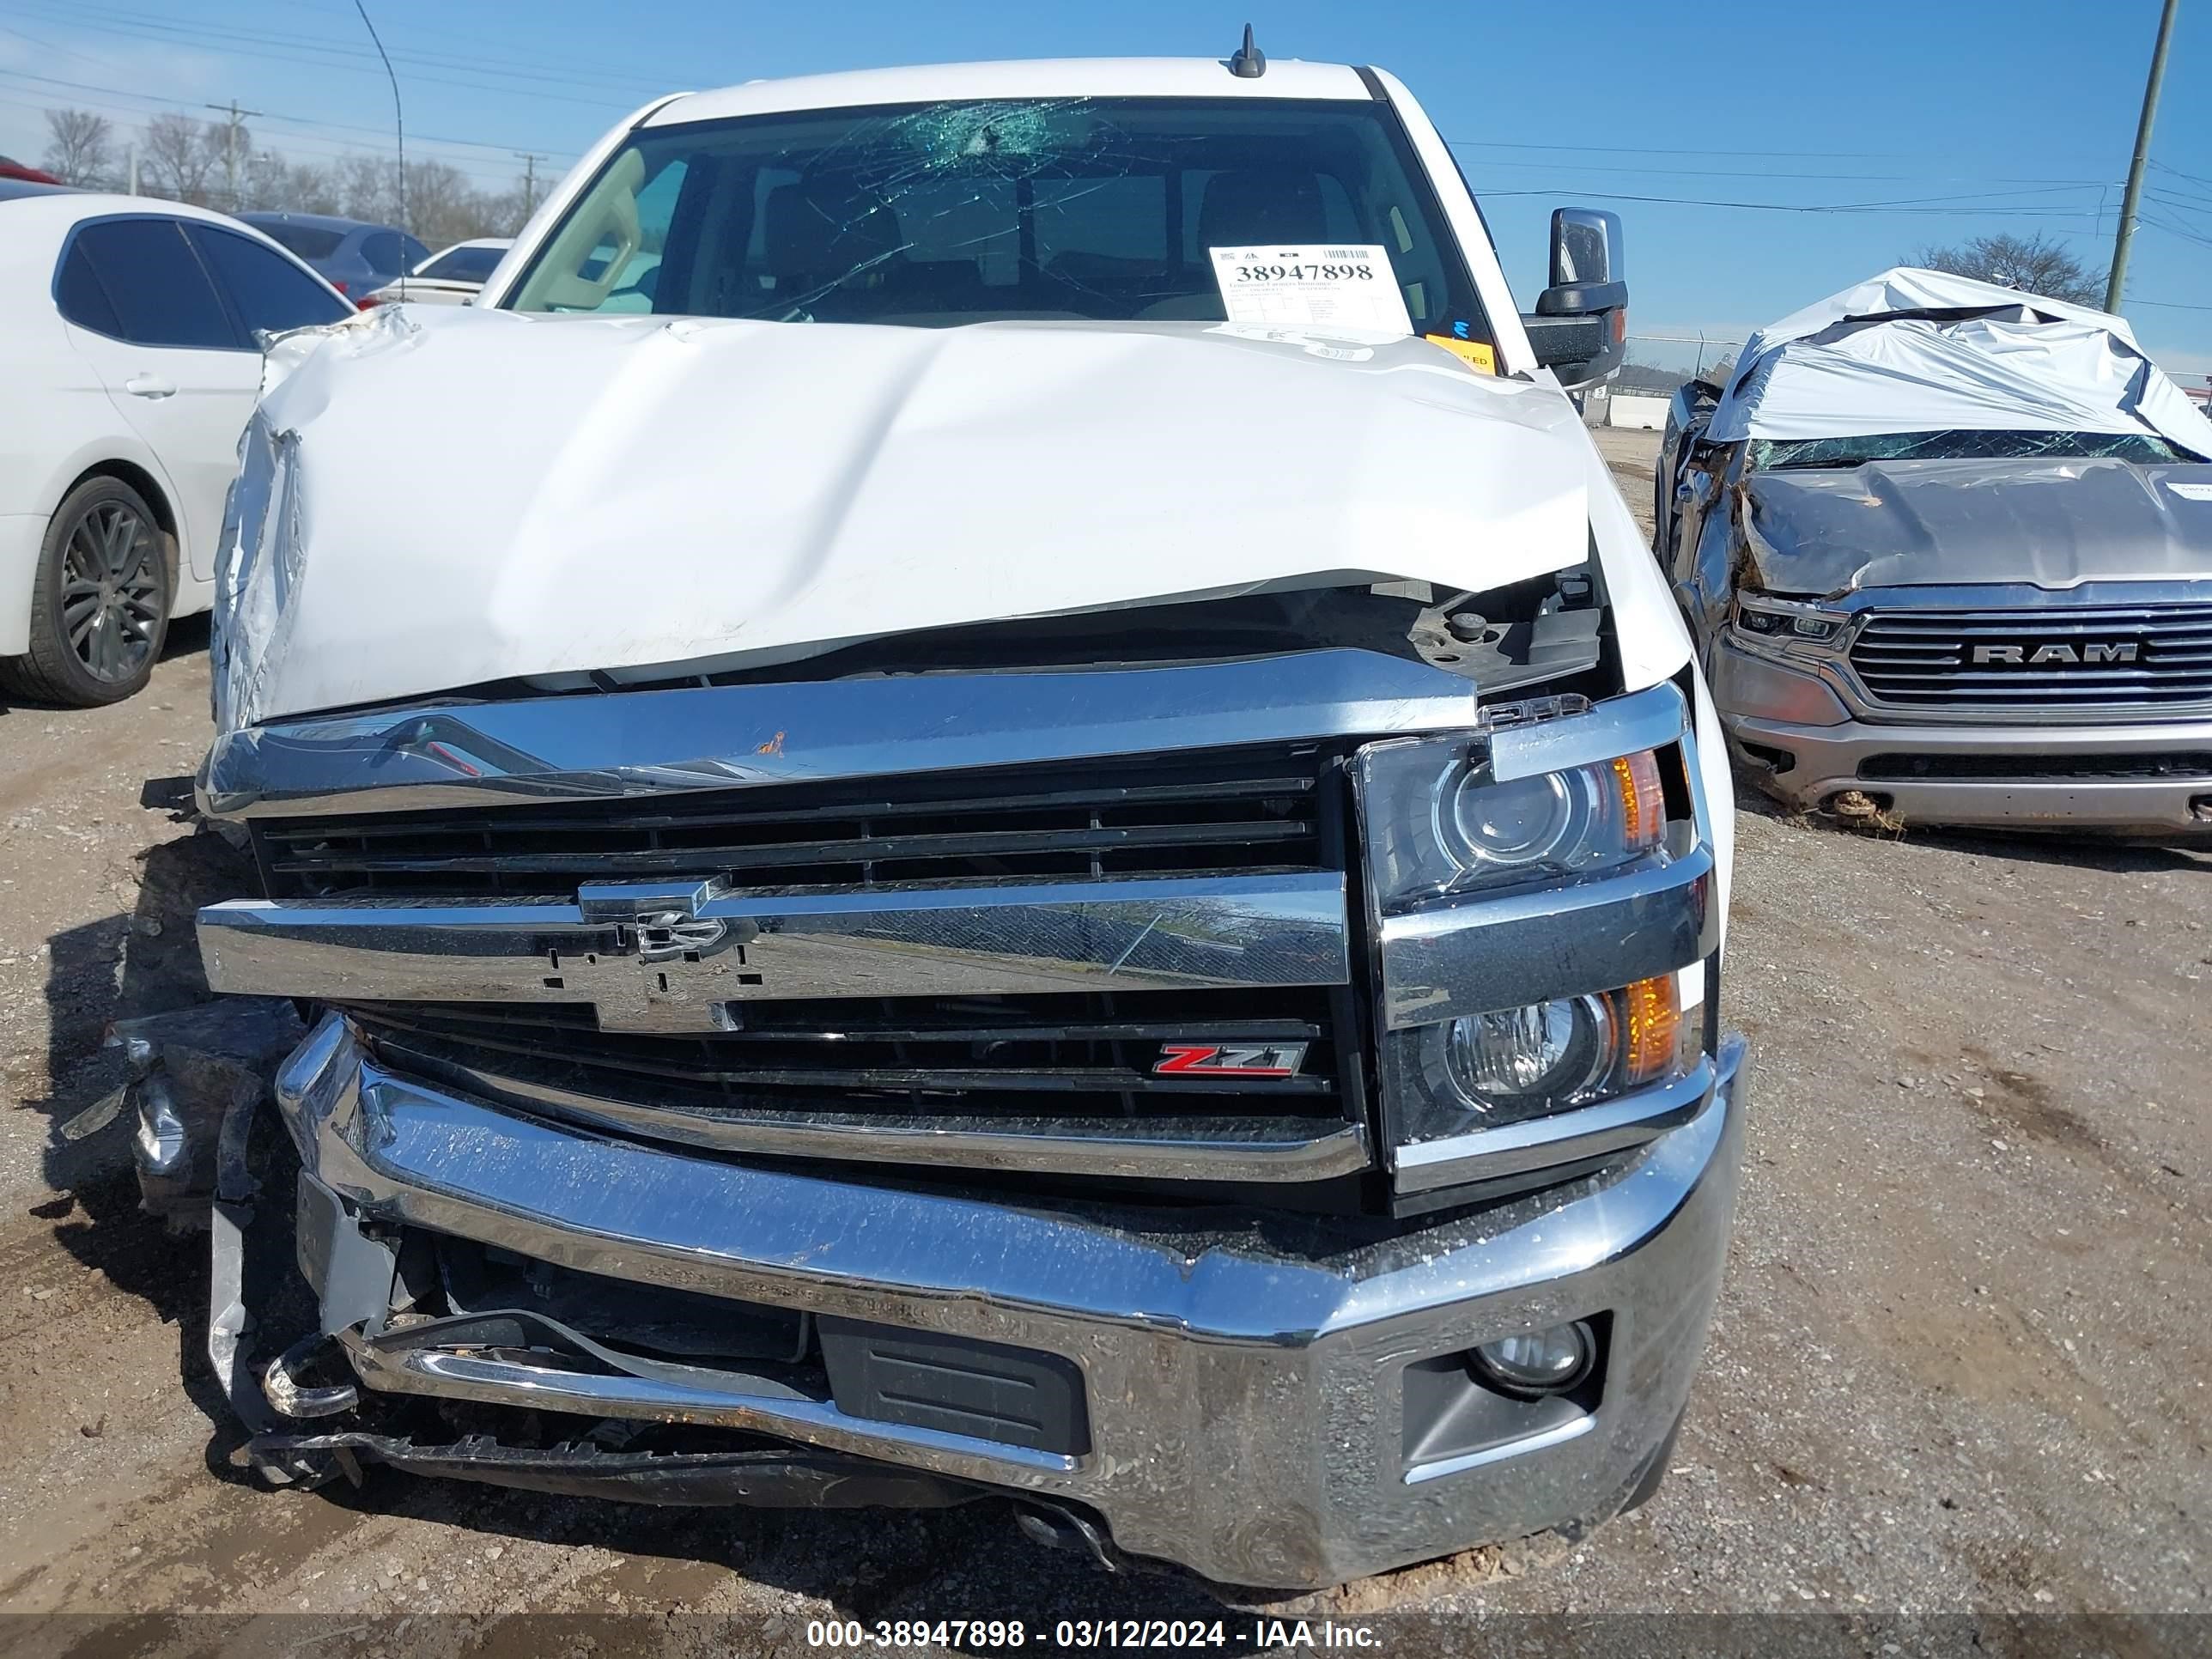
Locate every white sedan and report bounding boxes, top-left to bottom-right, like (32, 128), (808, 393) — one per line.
(363, 237), (514, 307)
(0, 183), (354, 703)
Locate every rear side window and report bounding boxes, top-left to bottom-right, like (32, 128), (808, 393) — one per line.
(417, 244), (506, 283)
(361, 231), (404, 276)
(66, 218), (236, 349)
(402, 234), (431, 269)
(258, 222), (344, 258)
(188, 225), (351, 334)
(54, 241), (121, 336)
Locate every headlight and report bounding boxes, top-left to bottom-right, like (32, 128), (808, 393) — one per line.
(1358, 733), (1666, 905)
(1387, 974), (1691, 1141)
(1355, 705), (1707, 1169)
(1732, 595), (1848, 645)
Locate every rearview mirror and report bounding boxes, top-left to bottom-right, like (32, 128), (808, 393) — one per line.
(1519, 208), (1628, 392)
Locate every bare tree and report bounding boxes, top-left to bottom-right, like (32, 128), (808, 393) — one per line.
(401, 158), (475, 246)
(1908, 233), (2103, 307)
(334, 153), (395, 224)
(41, 108), (114, 187)
(132, 123), (525, 243)
(140, 112), (221, 204)
(243, 151), (339, 216)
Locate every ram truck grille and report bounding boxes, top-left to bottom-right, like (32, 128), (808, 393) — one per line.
(1849, 603), (2212, 709)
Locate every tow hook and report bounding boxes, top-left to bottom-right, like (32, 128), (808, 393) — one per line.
(1013, 1501), (1121, 1573)
(262, 1330), (361, 1419)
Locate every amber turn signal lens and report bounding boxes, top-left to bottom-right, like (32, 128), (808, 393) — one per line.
(1617, 973), (1680, 1086)
(1609, 749), (1666, 852)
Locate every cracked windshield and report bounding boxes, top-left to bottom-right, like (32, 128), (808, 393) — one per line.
(505, 97), (1490, 337)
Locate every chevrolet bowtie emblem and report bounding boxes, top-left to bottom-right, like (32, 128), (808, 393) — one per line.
(568, 879), (760, 1031)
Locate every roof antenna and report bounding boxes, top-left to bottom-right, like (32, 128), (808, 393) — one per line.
(1229, 22), (1267, 77)
(352, 0), (407, 240)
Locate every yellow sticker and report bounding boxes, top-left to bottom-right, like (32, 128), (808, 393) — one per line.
(1424, 335), (1497, 375)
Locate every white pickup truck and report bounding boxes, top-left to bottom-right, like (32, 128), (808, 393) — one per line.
(185, 46), (1745, 1589)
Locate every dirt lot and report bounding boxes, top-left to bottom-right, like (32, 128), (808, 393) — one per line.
(0, 431), (2207, 1655)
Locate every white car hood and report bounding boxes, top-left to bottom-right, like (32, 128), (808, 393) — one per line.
(219, 307), (1592, 725)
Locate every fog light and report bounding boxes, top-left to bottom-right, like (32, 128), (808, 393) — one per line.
(1470, 1321), (1595, 1397)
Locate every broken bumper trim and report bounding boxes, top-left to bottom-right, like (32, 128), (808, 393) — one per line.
(246, 1430), (983, 1509)
(276, 1015), (1747, 1588)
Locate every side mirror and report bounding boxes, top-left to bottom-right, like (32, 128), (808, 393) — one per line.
(1519, 208), (1628, 392)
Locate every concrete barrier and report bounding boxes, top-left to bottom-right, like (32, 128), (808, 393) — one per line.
(1607, 393), (1669, 430)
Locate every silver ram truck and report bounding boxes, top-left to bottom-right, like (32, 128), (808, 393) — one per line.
(179, 52), (1744, 1589)
(1659, 269), (2212, 839)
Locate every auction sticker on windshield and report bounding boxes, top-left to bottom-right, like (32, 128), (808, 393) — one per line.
(1208, 245), (1411, 337)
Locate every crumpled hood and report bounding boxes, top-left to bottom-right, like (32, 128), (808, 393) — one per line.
(218, 307), (1591, 725)
(1738, 456), (2212, 595)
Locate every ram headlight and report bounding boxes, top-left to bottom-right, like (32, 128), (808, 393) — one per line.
(1359, 732), (1665, 904)
(1732, 595), (1849, 646)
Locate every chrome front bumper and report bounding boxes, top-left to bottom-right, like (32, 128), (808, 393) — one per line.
(1724, 704), (2212, 834)
(1710, 636), (2212, 835)
(277, 1016), (1748, 1589)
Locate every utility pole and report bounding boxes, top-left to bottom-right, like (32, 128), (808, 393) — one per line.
(2106, 0), (2180, 313)
(205, 98), (262, 211)
(514, 150), (550, 217)
(125, 143), (137, 196)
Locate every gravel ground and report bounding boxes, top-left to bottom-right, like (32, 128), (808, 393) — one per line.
(0, 433), (2206, 1656)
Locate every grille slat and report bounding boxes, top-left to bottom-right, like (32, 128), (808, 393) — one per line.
(1849, 601), (2212, 709)
(270, 817), (1316, 880)
(347, 988), (1344, 1122)
(1858, 750), (2212, 782)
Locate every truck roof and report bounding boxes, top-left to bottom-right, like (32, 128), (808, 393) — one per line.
(644, 57), (1375, 126)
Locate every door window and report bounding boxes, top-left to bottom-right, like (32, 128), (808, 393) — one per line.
(188, 225), (351, 334)
(255, 222), (344, 258)
(67, 218), (236, 349)
(53, 241), (122, 336)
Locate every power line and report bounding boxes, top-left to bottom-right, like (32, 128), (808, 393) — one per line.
(0, 90), (536, 187)
(1453, 151), (2108, 188)
(514, 150), (550, 216)
(2141, 213), (2212, 250)
(204, 97), (262, 211)
(2131, 296), (2212, 310)
(1, 0), (665, 109)
(1476, 182), (2106, 216)
(0, 66), (574, 161)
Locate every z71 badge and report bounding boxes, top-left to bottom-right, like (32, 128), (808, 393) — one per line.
(1153, 1042), (1310, 1079)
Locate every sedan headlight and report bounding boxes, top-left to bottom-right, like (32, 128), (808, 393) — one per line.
(1358, 732), (1665, 905)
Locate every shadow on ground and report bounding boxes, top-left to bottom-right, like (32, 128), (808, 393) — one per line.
(31, 814), (259, 1457)
(0, 615), (209, 717)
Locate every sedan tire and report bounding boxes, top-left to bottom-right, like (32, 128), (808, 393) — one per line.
(0, 476), (173, 707)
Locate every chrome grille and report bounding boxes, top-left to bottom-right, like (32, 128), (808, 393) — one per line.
(252, 744), (1370, 1185)
(252, 746), (1327, 899)
(1849, 603), (2212, 709)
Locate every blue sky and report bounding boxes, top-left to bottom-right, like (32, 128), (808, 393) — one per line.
(3, 0), (2209, 374)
